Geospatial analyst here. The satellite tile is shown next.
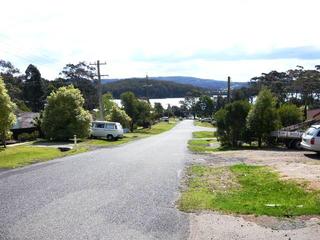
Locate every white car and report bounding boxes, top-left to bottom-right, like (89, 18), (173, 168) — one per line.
(301, 125), (320, 153)
(91, 121), (124, 140)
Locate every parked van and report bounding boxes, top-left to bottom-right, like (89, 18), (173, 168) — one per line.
(91, 121), (124, 140)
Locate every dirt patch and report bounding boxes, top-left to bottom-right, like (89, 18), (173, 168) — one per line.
(189, 212), (320, 240)
(192, 149), (320, 190)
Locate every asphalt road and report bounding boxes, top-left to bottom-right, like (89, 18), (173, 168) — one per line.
(0, 120), (203, 240)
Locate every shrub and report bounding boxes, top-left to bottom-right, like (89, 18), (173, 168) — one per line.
(18, 131), (39, 142)
(41, 85), (92, 141)
(278, 103), (303, 127)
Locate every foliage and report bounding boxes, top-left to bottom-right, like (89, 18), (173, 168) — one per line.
(103, 78), (207, 98)
(215, 100), (251, 147)
(107, 106), (131, 128)
(102, 93), (117, 117)
(41, 85), (92, 141)
(17, 131), (39, 142)
(153, 102), (164, 119)
(195, 95), (214, 117)
(0, 77), (16, 147)
(23, 64), (46, 112)
(278, 103), (303, 127)
(59, 62), (98, 110)
(120, 91), (152, 130)
(247, 88), (280, 147)
(136, 99), (152, 128)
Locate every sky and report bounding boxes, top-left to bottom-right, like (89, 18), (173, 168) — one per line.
(1, 0), (320, 82)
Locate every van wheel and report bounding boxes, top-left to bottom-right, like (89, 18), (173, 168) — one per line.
(107, 135), (114, 141)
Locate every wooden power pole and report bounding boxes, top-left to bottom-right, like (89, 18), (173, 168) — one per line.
(227, 76), (231, 103)
(90, 60), (108, 120)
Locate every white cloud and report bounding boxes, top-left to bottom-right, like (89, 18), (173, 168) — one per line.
(1, 0), (320, 80)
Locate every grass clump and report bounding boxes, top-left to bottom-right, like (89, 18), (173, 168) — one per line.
(179, 164), (320, 217)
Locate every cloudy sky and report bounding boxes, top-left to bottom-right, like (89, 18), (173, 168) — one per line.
(1, 0), (320, 82)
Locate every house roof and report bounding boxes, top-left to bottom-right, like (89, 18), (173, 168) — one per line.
(11, 112), (39, 130)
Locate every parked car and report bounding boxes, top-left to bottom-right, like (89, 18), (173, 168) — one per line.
(160, 116), (169, 122)
(91, 121), (124, 140)
(301, 125), (320, 153)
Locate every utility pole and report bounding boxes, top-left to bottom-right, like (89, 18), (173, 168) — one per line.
(227, 76), (231, 103)
(143, 74), (152, 102)
(90, 60), (108, 120)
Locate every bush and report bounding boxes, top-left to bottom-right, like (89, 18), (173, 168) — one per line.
(278, 103), (303, 127)
(106, 106), (132, 129)
(214, 100), (251, 147)
(41, 85), (92, 141)
(18, 131), (39, 142)
(247, 88), (280, 147)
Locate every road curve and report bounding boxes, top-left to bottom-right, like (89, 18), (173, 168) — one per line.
(0, 120), (205, 240)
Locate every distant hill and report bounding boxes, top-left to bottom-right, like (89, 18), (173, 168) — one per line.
(152, 76), (247, 90)
(102, 76), (247, 90)
(102, 78), (210, 98)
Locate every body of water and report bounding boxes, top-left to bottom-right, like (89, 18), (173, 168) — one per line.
(113, 98), (185, 108)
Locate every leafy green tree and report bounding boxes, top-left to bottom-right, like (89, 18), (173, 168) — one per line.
(214, 100), (251, 147)
(102, 93), (117, 117)
(195, 95), (214, 118)
(41, 85), (92, 141)
(154, 102), (164, 119)
(23, 64), (46, 112)
(107, 106), (131, 129)
(278, 103), (303, 127)
(121, 92), (139, 131)
(136, 100), (152, 128)
(247, 88), (280, 147)
(59, 62), (98, 110)
(0, 77), (16, 147)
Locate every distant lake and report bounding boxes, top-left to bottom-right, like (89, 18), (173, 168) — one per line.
(113, 98), (185, 108)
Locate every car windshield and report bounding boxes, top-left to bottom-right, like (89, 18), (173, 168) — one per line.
(305, 127), (318, 136)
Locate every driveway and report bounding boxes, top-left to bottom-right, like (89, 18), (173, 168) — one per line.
(0, 120), (203, 240)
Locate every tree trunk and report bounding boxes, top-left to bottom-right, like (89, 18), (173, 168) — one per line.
(1, 132), (6, 148)
(258, 137), (262, 148)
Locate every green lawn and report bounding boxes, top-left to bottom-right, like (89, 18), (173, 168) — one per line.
(193, 131), (215, 139)
(194, 121), (214, 128)
(0, 146), (87, 169)
(179, 164), (320, 217)
(0, 120), (178, 169)
(189, 131), (220, 153)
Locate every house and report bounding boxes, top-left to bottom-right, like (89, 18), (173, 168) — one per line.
(10, 112), (39, 139)
(307, 108), (320, 120)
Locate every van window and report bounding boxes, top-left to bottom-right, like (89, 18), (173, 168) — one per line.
(106, 123), (115, 129)
(95, 123), (105, 128)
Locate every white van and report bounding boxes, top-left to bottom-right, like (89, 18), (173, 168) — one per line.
(91, 121), (124, 140)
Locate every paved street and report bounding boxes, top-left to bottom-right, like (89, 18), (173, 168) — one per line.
(0, 120), (202, 240)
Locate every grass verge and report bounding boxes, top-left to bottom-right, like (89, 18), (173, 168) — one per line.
(0, 146), (87, 169)
(179, 164), (320, 217)
(189, 131), (220, 153)
(194, 121), (214, 128)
